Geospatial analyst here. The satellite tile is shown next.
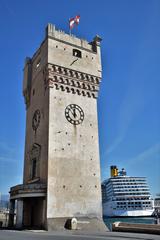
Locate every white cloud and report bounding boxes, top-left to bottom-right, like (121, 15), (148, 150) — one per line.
(128, 142), (160, 166)
(105, 83), (146, 156)
(103, 10), (159, 157)
(105, 135), (124, 155)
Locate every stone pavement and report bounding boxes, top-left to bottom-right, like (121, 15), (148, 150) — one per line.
(0, 230), (160, 240)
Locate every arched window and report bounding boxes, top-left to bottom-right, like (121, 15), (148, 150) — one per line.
(92, 85), (96, 91)
(73, 49), (82, 58)
(87, 92), (91, 97)
(66, 87), (70, 93)
(75, 72), (79, 78)
(65, 79), (69, 85)
(64, 69), (67, 75)
(58, 67), (62, 73)
(82, 83), (86, 89)
(59, 77), (63, 83)
(82, 91), (86, 96)
(54, 76), (58, 81)
(87, 84), (91, 90)
(60, 85), (65, 91)
(69, 70), (73, 77)
(76, 89), (81, 95)
(91, 76), (94, 82)
(55, 84), (59, 90)
(77, 82), (81, 87)
(71, 88), (75, 94)
(71, 80), (74, 86)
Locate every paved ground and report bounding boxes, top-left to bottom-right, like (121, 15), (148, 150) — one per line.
(0, 230), (160, 240)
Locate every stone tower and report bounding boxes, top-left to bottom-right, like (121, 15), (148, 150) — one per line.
(9, 23), (106, 231)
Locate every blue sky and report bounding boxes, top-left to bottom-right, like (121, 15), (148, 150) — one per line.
(0, 0), (159, 197)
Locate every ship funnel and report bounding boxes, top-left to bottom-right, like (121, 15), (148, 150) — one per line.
(119, 168), (127, 176)
(110, 166), (118, 177)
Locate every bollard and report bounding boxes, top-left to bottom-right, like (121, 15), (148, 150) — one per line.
(71, 218), (77, 230)
(154, 217), (160, 224)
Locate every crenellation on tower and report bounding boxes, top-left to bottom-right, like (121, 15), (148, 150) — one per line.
(46, 23), (93, 52)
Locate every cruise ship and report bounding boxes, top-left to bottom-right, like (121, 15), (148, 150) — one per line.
(101, 166), (154, 217)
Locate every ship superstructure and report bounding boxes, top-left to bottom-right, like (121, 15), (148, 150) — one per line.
(102, 166), (154, 217)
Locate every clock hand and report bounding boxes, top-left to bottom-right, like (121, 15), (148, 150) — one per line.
(70, 58), (78, 66)
(73, 108), (77, 118)
(70, 108), (77, 118)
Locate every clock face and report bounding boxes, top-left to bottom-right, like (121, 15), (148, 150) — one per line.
(32, 109), (41, 132)
(65, 104), (84, 125)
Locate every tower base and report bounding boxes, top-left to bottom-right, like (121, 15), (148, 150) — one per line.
(47, 217), (108, 231)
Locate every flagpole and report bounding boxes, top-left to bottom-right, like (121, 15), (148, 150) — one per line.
(69, 18), (71, 35)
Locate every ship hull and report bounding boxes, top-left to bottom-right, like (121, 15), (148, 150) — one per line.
(103, 202), (154, 217)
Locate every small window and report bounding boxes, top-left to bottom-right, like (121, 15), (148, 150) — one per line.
(36, 59), (41, 68)
(31, 158), (37, 179)
(58, 67), (62, 73)
(73, 49), (82, 58)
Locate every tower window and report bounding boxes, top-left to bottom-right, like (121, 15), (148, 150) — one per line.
(36, 58), (41, 68)
(29, 143), (41, 181)
(31, 158), (37, 179)
(73, 49), (82, 58)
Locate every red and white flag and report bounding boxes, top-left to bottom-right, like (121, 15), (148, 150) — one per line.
(69, 15), (80, 30)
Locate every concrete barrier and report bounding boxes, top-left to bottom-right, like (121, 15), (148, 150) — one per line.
(64, 218), (107, 231)
(112, 222), (160, 235)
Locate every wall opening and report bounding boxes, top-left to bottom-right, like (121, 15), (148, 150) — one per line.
(73, 49), (82, 58)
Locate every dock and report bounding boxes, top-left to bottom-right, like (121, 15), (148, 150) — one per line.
(112, 221), (160, 235)
(0, 229), (160, 240)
